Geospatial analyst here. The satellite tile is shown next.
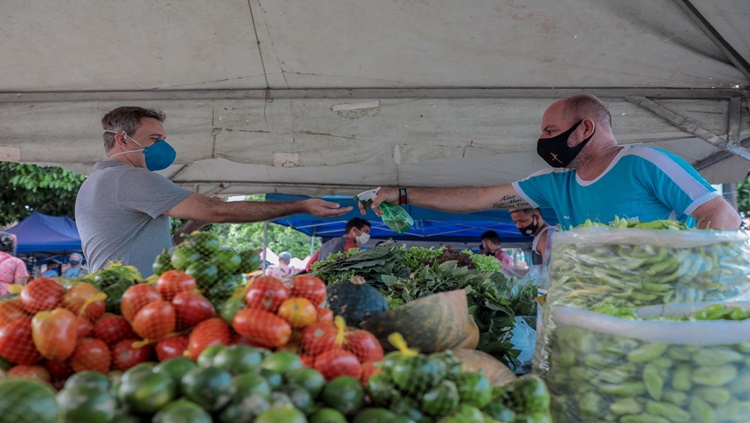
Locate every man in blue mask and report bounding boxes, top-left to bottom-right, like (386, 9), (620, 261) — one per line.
(75, 106), (352, 277)
(360, 94), (741, 231)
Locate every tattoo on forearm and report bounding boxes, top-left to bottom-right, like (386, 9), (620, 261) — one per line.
(492, 195), (529, 209)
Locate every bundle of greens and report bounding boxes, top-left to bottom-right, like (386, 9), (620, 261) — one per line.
(310, 243), (409, 285)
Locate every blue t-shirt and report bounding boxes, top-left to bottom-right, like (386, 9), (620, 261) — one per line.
(512, 146), (719, 229)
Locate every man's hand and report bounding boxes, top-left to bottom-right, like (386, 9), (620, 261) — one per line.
(304, 199), (353, 217)
(358, 188), (398, 216)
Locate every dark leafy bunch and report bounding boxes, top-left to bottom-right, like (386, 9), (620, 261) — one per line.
(310, 244), (409, 285)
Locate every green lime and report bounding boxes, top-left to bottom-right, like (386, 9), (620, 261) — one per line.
(181, 366), (236, 411)
(389, 397), (427, 423)
(108, 371), (123, 397)
(259, 368), (283, 390)
(352, 408), (398, 423)
(171, 248), (202, 271)
(216, 394), (269, 423)
(212, 248), (242, 274)
(309, 407), (348, 423)
(57, 385), (117, 423)
(366, 373), (400, 407)
(0, 378), (60, 423)
(212, 344), (263, 375)
(321, 376), (365, 416)
(152, 399), (212, 423)
(153, 248), (174, 276)
(154, 357), (198, 384)
(120, 362), (156, 385)
(421, 379), (459, 416)
(219, 296), (246, 325)
(234, 372), (272, 401)
(270, 391), (295, 408)
(118, 371), (176, 415)
(184, 232), (221, 256)
(196, 344), (226, 367)
(254, 407), (307, 423)
(238, 249), (261, 273)
(64, 370), (111, 390)
(262, 351), (303, 374)
(284, 367), (326, 399)
(278, 384), (315, 415)
(186, 262), (219, 287)
(455, 371), (492, 408)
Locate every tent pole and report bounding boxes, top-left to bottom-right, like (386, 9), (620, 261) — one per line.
(310, 231), (316, 256)
(262, 221), (268, 276)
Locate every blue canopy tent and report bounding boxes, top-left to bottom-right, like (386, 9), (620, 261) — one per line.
(6, 212), (82, 255)
(267, 194), (558, 248)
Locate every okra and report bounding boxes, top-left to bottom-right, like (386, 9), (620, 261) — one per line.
(662, 389), (687, 407)
(645, 401), (691, 423)
(627, 343), (668, 364)
(619, 414), (671, 423)
(599, 381), (646, 396)
(689, 397), (717, 423)
(609, 397), (642, 415)
(643, 363), (664, 401)
(692, 347), (744, 366)
(671, 365), (691, 391)
(695, 387), (731, 405)
(691, 365), (738, 386)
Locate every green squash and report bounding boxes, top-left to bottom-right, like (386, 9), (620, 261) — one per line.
(327, 275), (389, 327)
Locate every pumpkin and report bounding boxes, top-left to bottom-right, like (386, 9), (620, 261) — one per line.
(450, 348), (517, 387)
(455, 315), (480, 350)
(326, 275), (388, 328)
(361, 290), (468, 354)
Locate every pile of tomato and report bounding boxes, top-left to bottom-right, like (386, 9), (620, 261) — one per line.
(224, 275), (384, 384)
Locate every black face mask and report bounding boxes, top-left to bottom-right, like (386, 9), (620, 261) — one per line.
(518, 219), (539, 236)
(536, 120), (595, 168)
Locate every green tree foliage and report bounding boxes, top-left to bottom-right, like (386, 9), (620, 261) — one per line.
(0, 162), (86, 226)
(737, 173), (750, 216)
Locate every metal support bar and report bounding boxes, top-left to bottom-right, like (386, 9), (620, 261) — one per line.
(0, 87), (748, 103)
(674, 0), (750, 83)
(694, 136), (750, 171)
(626, 96), (750, 162)
(728, 97), (742, 146)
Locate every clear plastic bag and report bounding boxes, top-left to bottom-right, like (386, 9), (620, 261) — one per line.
(545, 304), (750, 423)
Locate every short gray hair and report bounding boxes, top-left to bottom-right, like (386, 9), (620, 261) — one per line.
(564, 94), (612, 130)
(101, 107), (166, 153)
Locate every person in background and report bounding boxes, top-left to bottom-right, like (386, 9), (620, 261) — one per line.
(42, 260), (61, 278)
(306, 218), (371, 271)
(510, 207), (556, 264)
(0, 232), (29, 295)
(480, 230), (513, 269)
(361, 94), (740, 230)
(267, 251), (300, 286)
(64, 253), (87, 278)
(76, 106), (351, 278)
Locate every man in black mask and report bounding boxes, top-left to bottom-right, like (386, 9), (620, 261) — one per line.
(510, 208), (555, 265)
(360, 94), (740, 230)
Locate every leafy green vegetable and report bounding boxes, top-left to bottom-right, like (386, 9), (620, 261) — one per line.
(311, 244), (408, 285)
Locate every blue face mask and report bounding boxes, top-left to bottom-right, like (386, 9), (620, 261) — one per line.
(107, 131), (177, 171)
(69, 260), (81, 266)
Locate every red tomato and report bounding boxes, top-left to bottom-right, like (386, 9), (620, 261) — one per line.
(277, 298), (318, 329)
(232, 308), (291, 348)
(244, 276), (289, 312)
(0, 298), (29, 327)
(316, 307), (334, 325)
(120, 284), (161, 322)
(61, 282), (105, 321)
(301, 323), (340, 356)
(112, 339), (154, 371)
(43, 359), (75, 381)
(172, 292), (216, 331)
(20, 277), (65, 314)
(69, 338), (111, 373)
(92, 315), (136, 346)
(0, 317), (42, 365)
(360, 361), (381, 386)
(344, 330), (384, 363)
(186, 318), (231, 361)
(300, 354), (315, 368)
(291, 276), (327, 307)
(313, 349), (362, 381)
(155, 335), (189, 362)
(32, 308), (78, 360)
(157, 270), (197, 301)
(132, 300), (175, 342)
(7, 364), (51, 383)
(231, 333), (269, 349)
(75, 316), (94, 340)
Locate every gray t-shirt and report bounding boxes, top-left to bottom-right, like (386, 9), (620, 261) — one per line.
(75, 161), (191, 277)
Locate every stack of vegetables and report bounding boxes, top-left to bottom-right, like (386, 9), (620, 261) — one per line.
(537, 218), (750, 422)
(312, 244), (535, 371)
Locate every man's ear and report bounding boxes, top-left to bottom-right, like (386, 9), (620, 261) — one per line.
(582, 119), (596, 138)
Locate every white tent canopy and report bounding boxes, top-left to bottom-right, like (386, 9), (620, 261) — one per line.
(1, 0), (748, 196)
